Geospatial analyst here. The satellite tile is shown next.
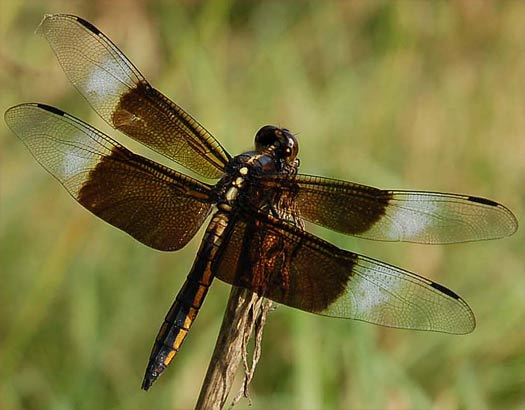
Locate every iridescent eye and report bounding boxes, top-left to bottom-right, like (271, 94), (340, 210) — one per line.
(255, 125), (280, 152)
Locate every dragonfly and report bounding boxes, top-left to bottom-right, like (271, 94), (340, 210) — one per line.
(5, 14), (518, 391)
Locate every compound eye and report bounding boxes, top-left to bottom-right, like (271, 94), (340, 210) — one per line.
(284, 133), (299, 160)
(255, 125), (279, 152)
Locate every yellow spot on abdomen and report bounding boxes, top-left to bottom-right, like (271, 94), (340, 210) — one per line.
(164, 349), (177, 366)
(183, 308), (198, 329)
(173, 328), (188, 350)
(193, 285), (208, 308)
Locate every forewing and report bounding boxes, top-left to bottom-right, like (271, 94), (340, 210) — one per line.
(214, 209), (475, 334)
(36, 14), (230, 178)
(5, 103), (213, 251)
(258, 174), (517, 244)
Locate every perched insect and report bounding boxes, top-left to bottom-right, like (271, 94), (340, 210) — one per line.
(5, 14), (517, 390)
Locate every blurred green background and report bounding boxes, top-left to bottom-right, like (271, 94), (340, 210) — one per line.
(1, 1), (523, 409)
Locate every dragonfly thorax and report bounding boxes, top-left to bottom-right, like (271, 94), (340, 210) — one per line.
(214, 137), (299, 213)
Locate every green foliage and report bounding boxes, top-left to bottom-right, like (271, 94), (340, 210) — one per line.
(1, 1), (523, 409)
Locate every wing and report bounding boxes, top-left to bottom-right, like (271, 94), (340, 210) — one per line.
(214, 209), (475, 334)
(5, 103), (214, 251)
(257, 174), (517, 244)
(36, 14), (230, 179)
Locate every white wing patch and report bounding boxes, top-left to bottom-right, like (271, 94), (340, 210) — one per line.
(334, 264), (406, 326)
(60, 147), (91, 181)
(387, 194), (440, 241)
(85, 57), (129, 105)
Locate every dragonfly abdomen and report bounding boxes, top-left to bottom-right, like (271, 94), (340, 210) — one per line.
(141, 212), (230, 390)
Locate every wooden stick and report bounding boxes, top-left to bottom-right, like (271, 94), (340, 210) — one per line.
(195, 286), (268, 410)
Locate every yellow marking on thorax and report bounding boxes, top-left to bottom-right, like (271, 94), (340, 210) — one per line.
(225, 186), (238, 202)
(224, 165), (249, 203)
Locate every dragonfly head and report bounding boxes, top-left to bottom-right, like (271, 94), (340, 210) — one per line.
(255, 125), (299, 164)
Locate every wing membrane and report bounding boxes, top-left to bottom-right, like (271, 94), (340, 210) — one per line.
(37, 14), (230, 178)
(258, 174), (517, 244)
(214, 209), (475, 334)
(5, 103), (213, 251)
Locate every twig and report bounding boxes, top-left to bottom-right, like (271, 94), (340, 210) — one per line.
(195, 286), (270, 410)
(230, 294), (271, 408)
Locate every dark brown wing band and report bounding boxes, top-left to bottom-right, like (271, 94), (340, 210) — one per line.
(214, 208), (475, 334)
(258, 174), (517, 244)
(5, 103), (213, 251)
(37, 14), (230, 178)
